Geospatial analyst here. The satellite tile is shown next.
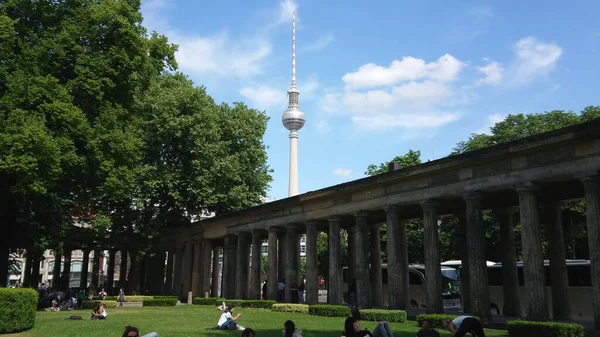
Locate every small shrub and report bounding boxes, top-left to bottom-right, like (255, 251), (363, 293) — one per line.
(507, 320), (585, 337)
(153, 296), (179, 301)
(0, 288), (38, 333)
(123, 295), (154, 302)
(359, 309), (407, 323)
(81, 300), (117, 309)
(416, 314), (479, 328)
(242, 300), (276, 309)
(223, 299), (243, 308)
(192, 297), (222, 305)
(272, 304), (309, 313)
(143, 299), (178, 307)
(309, 304), (351, 317)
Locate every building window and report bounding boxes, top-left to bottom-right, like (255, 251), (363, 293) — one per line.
(261, 246), (268, 254)
(300, 245), (306, 254)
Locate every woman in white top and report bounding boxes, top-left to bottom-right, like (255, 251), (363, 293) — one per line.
(91, 303), (107, 320)
(282, 320), (303, 337)
(216, 305), (244, 330)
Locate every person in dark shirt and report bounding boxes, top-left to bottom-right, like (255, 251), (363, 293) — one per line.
(342, 316), (373, 337)
(416, 319), (440, 337)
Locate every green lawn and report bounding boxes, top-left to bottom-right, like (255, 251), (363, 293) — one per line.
(6, 306), (507, 337)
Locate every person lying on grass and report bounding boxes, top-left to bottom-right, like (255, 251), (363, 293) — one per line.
(216, 305), (246, 330)
(342, 316), (393, 337)
(241, 328), (256, 337)
(122, 325), (158, 337)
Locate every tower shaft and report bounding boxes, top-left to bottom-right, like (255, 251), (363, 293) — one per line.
(288, 131), (299, 197)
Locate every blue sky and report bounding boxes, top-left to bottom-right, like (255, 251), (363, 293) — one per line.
(141, 0), (600, 201)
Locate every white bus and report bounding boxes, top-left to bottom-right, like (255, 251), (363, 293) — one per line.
(442, 259), (593, 320)
(342, 264), (462, 311)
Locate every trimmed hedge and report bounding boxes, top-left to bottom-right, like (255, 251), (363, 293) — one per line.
(309, 304), (351, 317)
(81, 300), (117, 309)
(192, 297), (225, 305)
(92, 295), (154, 302)
(507, 320), (585, 337)
(241, 300), (276, 309)
(153, 296), (179, 301)
(0, 288), (38, 333)
(143, 298), (178, 307)
(272, 304), (309, 313)
(359, 309), (407, 323)
(416, 314), (480, 328)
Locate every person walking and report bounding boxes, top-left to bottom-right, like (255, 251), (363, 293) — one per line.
(118, 288), (125, 307)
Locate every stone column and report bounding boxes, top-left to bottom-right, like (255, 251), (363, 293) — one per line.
(385, 206), (408, 309)
(223, 234), (238, 299)
(30, 253), (41, 289)
(517, 183), (549, 321)
(119, 250), (128, 290)
(464, 193), (491, 322)
(347, 227), (357, 286)
(62, 249), (72, 288)
(191, 240), (203, 298)
(285, 225), (299, 302)
(164, 249), (173, 294)
(181, 240), (194, 298)
(22, 252), (32, 288)
(172, 244), (184, 296)
(80, 249), (90, 289)
(370, 223), (383, 307)
(235, 232), (250, 299)
(250, 230), (262, 300)
(305, 221), (319, 305)
(458, 215), (471, 313)
(267, 227), (279, 301)
(328, 216), (343, 304)
(582, 176), (600, 330)
(354, 211), (371, 309)
(542, 202), (571, 320)
(201, 240), (213, 297)
(278, 232), (286, 282)
(421, 200), (444, 314)
(52, 252), (62, 288)
(106, 249), (116, 293)
(91, 250), (100, 288)
(296, 234), (302, 288)
(211, 246), (220, 297)
(495, 207), (521, 317)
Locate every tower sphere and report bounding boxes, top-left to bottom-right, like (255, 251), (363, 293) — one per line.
(282, 87), (305, 131)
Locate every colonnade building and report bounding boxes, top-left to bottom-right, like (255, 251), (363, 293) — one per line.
(10, 120), (600, 329)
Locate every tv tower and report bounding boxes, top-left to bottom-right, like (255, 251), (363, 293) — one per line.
(282, 10), (305, 197)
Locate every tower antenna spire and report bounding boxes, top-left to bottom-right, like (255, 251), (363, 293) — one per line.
(292, 10), (296, 88)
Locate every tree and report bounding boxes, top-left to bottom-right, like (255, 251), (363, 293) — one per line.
(365, 150), (422, 176)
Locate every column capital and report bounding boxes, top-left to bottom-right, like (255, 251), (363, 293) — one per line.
(463, 191), (484, 201)
(305, 220), (320, 227)
(285, 223), (301, 230)
(420, 199), (439, 209)
(581, 174), (600, 183)
(267, 226), (284, 233)
(369, 223), (382, 230)
(516, 182), (539, 194)
(237, 231), (251, 240)
(327, 216), (343, 224)
(353, 210), (370, 218)
(251, 228), (265, 236)
(383, 205), (402, 214)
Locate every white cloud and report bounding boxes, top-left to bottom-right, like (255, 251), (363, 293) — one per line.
(342, 54), (465, 90)
(511, 37), (563, 85)
(318, 53), (467, 133)
(302, 34), (335, 52)
(332, 168), (353, 178)
(141, 0), (296, 80)
(477, 61), (504, 86)
(239, 85), (286, 111)
(176, 34), (272, 78)
(315, 120), (332, 133)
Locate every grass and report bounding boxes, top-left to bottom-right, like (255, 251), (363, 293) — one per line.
(5, 306), (508, 337)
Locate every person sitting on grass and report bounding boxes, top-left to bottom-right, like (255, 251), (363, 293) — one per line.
(342, 316), (393, 337)
(443, 316), (485, 337)
(91, 303), (107, 320)
(122, 325), (158, 337)
(242, 328), (256, 337)
(416, 319), (440, 337)
(216, 305), (245, 330)
(283, 320), (303, 337)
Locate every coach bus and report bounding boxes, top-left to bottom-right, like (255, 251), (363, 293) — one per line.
(442, 259), (592, 320)
(342, 264), (462, 310)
